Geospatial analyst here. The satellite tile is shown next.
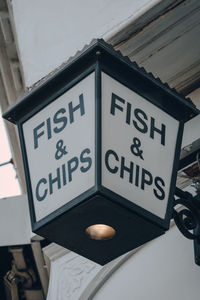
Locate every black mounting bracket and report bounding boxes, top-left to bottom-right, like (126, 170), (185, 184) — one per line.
(173, 187), (200, 266)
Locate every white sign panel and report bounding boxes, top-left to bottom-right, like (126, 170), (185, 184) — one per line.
(23, 73), (95, 221)
(101, 72), (179, 219)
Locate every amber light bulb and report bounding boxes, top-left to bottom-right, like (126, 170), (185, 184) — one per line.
(85, 224), (116, 240)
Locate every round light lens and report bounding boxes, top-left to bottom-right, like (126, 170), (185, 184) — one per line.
(85, 224), (116, 240)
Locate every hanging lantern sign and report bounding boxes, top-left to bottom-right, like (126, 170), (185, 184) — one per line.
(3, 39), (199, 265)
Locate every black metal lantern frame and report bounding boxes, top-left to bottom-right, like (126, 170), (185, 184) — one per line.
(3, 39), (199, 265)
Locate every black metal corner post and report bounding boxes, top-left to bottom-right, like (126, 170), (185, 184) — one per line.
(17, 121), (36, 228)
(173, 187), (200, 265)
(95, 50), (102, 191)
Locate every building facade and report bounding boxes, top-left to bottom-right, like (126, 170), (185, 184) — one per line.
(0, 0), (200, 299)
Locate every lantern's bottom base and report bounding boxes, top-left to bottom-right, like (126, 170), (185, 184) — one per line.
(35, 194), (165, 265)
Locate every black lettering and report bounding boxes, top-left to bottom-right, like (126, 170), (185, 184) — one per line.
(49, 168), (61, 195)
(46, 117), (52, 140)
(53, 108), (67, 134)
(68, 156), (79, 182)
(62, 164), (67, 186)
(35, 178), (47, 201)
(133, 108), (148, 134)
(154, 177), (165, 200)
(120, 156), (134, 183)
(135, 164), (140, 187)
(141, 168), (153, 190)
(69, 94), (85, 124)
(105, 150), (119, 174)
(126, 102), (131, 125)
(80, 148), (92, 173)
(150, 117), (166, 146)
(110, 93), (125, 116)
(33, 122), (45, 149)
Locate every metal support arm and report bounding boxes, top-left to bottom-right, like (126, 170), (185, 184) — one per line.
(173, 187), (200, 265)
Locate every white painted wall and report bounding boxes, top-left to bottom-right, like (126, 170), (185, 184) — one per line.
(12, 0), (161, 87)
(93, 226), (200, 300)
(0, 195), (31, 245)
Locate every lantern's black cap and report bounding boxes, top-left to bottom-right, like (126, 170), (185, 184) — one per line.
(3, 38), (199, 124)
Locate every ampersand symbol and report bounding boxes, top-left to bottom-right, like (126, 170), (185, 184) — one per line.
(130, 137), (144, 160)
(55, 139), (68, 160)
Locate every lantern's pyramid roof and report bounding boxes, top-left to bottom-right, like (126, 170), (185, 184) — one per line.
(27, 38), (196, 110)
(3, 39), (199, 124)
